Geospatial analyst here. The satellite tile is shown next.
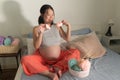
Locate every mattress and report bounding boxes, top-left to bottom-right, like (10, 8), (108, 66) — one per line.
(20, 48), (120, 80)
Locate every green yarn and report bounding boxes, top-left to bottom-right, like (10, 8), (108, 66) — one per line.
(68, 59), (82, 71)
(71, 64), (81, 71)
(68, 59), (77, 67)
(4, 37), (12, 46)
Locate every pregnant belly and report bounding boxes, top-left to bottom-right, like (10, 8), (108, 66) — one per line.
(39, 45), (61, 60)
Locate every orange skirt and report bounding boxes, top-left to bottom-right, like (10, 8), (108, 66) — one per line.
(21, 49), (80, 76)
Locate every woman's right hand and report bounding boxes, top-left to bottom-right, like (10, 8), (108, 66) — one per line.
(38, 24), (46, 33)
(33, 24), (46, 49)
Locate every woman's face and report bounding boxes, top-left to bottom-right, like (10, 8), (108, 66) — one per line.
(43, 8), (54, 24)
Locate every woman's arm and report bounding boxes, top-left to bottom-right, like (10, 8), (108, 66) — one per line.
(57, 20), (71, 41)
(33, 24), (45, 49)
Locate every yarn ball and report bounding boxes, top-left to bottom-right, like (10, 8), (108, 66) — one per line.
(4, 37), (12, 46)
(68, 59), (78, 68)
(71, 64), (82, 71)
(8, 36), (14, 42)
(69, 59), (82, 71)
(11, 38), (20, 46)
(0, 36), (5, 45)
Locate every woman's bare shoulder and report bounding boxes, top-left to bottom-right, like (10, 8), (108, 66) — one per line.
(34, 25), (39, 28)
(33, 26), (38, 30)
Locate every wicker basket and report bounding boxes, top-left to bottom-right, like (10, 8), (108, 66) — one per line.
(0, 45), (19, 54)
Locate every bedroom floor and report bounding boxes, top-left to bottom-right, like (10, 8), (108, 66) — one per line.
(0, 69), (17, 80)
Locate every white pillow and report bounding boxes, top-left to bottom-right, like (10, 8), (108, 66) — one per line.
(68, 31), (106, 59)
(26, 38), (35, 54)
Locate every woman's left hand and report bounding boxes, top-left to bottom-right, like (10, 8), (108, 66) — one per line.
(56, 20), (70, 28)
(62, 20), (70, 27)
(56, 20), (71, 41)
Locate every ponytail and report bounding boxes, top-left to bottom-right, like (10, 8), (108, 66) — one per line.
(38, 15), (44, 25)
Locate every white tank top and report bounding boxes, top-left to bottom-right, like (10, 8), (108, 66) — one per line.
(41, 25), (61, 47)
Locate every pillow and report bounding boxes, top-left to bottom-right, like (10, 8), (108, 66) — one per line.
(27, 38), (35, 54)
(71, 28), (92, 35)
(60, 28), (91, 50)
(68, 31), (106, 59)
(27, 33), (33, 38)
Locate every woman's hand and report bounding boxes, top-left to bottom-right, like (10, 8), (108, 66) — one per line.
(56, 20), (70, 28)
(33, 24), (46, 49)
(56, 22), (63, 28)
(38, 24), (46, 33)
(62, 20), (70, 27)
(56, 20), (71, 41)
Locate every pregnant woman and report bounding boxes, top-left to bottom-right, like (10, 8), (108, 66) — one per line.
(21, 4), (81, 80)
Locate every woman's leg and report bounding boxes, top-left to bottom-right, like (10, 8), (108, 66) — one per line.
(21, 54), (49, 76)
(40, 71), (59, 80)
(21, 50), (59, 80)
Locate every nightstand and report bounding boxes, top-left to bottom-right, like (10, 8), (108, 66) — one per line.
(102, 36), (120, 53)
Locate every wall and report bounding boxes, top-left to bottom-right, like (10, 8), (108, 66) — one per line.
(0, 0), (117, 35)
(0, 0), (117, 68)
(114, 0), (120, 35)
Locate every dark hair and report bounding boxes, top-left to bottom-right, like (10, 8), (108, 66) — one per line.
(38, 4), (54, 25)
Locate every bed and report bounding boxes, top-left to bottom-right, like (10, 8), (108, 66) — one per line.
(14, 28), (120, 80)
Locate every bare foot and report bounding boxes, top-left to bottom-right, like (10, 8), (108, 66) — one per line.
(54, 67), (62, 78)
(48, 72), (59, 80)
(57, 69), (62, 78)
